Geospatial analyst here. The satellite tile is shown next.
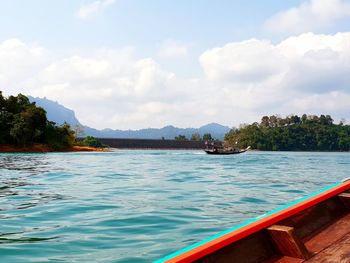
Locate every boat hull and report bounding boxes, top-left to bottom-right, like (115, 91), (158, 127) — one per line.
(204, 146), (250, 155)
(156, 179), (350, 263)
(204, 150), (246, 155)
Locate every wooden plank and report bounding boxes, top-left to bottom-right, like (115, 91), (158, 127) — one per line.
(338, 192), (350, 208)
(274, 256), (304, 263)
(306, 232), (350, 262)
(268, 225), (311, 260)
(194, 231), (276, 263)
(338, 193), (350, 199)
(305, 212), (350, 254)
(263, 255), (305, 263)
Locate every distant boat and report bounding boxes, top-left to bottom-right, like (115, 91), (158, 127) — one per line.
(204, 145), (250, 155)
(203, 140), (250, 155)
(156, 178), (350, 263)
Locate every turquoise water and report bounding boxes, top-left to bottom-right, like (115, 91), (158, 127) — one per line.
(0, 151), (349, 262)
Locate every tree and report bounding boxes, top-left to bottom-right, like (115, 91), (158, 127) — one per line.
(72, 124), (85, 137)
(290, 115), (301, 125)
(10, 105), (47, 146)
(0, 92), (11, 144)
(191, 133), (201, 141)
(0, 91), (77, 150)
(6, 94), (32, 114)
(82, 136), (106, 148)
(269, 115), (278, 127)
(301, 114), (307, 123)
(338, 131), (350, 151)
(174, 135), (188, 141)
(0, 91), (5, 109)
(260, 116), (269, 128)
(225, 114), (350, 151)
(202, 133), (213, 141)
(45, 122), (75, 150)
(10, 116), (32, 146)
(325, 115), (333, 125)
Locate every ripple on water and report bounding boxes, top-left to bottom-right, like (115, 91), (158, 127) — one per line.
(239, 197), (269, 204)
(0, 151), (348, 262)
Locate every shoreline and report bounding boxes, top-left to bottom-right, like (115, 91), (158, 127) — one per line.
(0, 144), (109, 153)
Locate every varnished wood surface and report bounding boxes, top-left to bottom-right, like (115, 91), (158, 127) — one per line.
(268, 225), (311, 259)
(306, 232), (350, 263)
(268, 211), (350, 263)
(264, 256), (304, 263)
(194, 231), (276, 263)
(278, 197), (348, 240)
(305, 212), (350, 254)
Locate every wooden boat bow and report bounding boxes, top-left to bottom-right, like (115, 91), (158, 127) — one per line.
(156, 179), (350, 263)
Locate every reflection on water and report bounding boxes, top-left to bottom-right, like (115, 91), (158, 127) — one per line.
(0, 154), (51, 174)
(0, 151), (349, 262)
(0, 233), (58, 244)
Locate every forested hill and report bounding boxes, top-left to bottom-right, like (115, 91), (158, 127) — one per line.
(0, 92), (75, 149)
(225, 114), (350, 151)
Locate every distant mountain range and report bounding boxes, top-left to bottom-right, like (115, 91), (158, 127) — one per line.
(29, 96), (231, 140)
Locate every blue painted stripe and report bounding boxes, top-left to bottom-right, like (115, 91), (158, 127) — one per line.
(154, 182), (342, 263)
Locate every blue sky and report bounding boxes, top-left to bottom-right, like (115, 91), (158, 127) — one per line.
(1, 0), (350, 129)
(0, 1), (297, 47)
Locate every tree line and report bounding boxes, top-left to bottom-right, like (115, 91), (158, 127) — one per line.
(0, 92), (75, 149)
(225, 114), (350, 151)
(174, 133), (213, 141)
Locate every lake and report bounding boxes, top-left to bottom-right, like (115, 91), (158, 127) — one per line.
(0, 150), (349, 262)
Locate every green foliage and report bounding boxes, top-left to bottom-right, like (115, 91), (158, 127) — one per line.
(202, 133), (213, 141)
(10, 105), (47, 146)
(82, 136), (106, 148)
(45, 122), (75, 150)
(190, 133), (201, 141)
(225, 114), (350, 151)
(174, 135), (188, 141)
(0, 92), (13, 144)
(0, 91), (76, 149)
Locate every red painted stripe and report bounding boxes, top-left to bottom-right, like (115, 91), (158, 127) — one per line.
(166, 180), (350, 263)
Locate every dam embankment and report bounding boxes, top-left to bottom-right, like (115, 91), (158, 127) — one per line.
(96, 138), (205, 149)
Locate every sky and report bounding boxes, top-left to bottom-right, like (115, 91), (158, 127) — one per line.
(1, 0), (350, 129)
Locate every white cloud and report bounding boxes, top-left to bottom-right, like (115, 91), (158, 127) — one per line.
(200, 39), (286, 83)
(289, 91), (350, 112)
(157, 40), (189, 59)
(21, 47), (184, 129)
(0, 38), (49, 94)
(265, 0), (350, 34)
(199, 32), (350, 120)
(77, 0), (115, 20)
(1, 33), (350, 129)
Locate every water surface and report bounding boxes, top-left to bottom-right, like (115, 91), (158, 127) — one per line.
(0, 150), (349, 262)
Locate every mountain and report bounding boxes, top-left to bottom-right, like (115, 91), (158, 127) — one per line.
(82, 124), (231, 140)
(93, 124), (231, 139)
(28, 96), (81, 126)
(29, 96), (231, 139)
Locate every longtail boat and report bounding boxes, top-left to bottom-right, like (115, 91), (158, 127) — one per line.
(156, 179), (350, 263)
(204, 139), (250, 155)
(204, 146), (250, 155)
